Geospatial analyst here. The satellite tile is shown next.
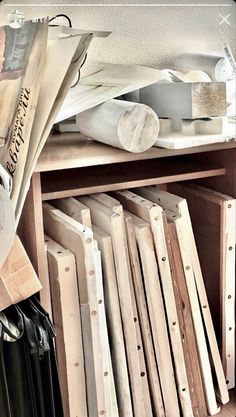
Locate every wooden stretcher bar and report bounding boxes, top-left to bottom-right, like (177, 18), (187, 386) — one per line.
(138, 187), (229, 407)
(165, 222), (207, 417)
(124, 212), (156, 417)
(93, 226), (133, 417)
(79, 195), (145, 417)
(46, 237), (84, 417)
(125, 211), (166, 417)
(168, 182), (235, 389)
(43, 203), (107, 417)
(53, 197), (92, 228)
(93, 244), (119, 417)
(113, 189), (193, 417)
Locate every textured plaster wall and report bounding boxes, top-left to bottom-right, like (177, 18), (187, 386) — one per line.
(0, 0), (235, 68)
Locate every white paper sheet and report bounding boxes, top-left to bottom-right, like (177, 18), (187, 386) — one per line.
(56, 64), (173, 123)
(154, 125), (236, 149)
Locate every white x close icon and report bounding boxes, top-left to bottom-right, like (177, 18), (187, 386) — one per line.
(219, 13), (231, 26)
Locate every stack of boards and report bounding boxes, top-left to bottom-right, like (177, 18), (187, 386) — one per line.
(42, 184), (235, 417)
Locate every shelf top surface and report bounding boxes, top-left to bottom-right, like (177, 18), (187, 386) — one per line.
(35, 133), (236, 173)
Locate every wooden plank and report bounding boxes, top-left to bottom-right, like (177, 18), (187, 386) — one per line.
(53, 197), (92, 228)
(43, 203), (107, 417)
(91, 194), (154, 416)
(124, 212), (165, 417)
(18, 173), (48, 284)
(168, 182), (235, 389)
(140, 187), (229, 407)
(79, 195), (146, 417)
(43, 241), (53, 319)
(52, 196), (118, 414)
(0, 235), (42, 311)
(166, 221), (207, 417)
(133, 213), (178, 417)
(93, 226), (132, 417)
(136, 187), (223, 411)
(113, 190), (194, 417)
(124, 213), (153, 417)
(93, 246), (119, 417)
(88, 192), (120, 210)
(40, 157), (226, 201)
(46, 237), (84, 417)
(35, 132), (236, 173)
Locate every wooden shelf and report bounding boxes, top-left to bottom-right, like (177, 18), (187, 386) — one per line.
(20, 132), (236, 416)
(40, 155), (225, 201)
(35, 133), (236, 173)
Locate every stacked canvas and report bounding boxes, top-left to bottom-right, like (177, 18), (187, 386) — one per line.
(42, 185), (233, 417)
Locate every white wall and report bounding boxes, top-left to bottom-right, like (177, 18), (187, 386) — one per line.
(0, 0), (235, 68)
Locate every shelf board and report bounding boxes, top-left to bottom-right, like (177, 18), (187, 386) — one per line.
(35, 133), (236, 173)
(41, 155), (225, 201)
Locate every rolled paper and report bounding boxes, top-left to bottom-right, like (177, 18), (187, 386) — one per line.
(77, 99), (159, 153)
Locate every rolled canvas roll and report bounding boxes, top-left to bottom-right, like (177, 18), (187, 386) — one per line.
(77, 99), (159, 153)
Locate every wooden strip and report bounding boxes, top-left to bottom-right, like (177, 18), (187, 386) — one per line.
(124, 212), (165, 417)
(53, 197), (92, 228)
(91, 193), (154, 415)
(136, 187), (222, 413)
(142, 187), (229, 406)
(43, 241), (53, 320)
(113, 190), (194, 417)
(0, 235), (42, 310)
(124, 214), (153, 417)
(43, 203), (107, 417)
(168, 182), (235, 389)
(94, 226), (132, 417)
(88, 192), (120, 210)
(133, 214), (177, 417)
(18, 173), (48, 284)
(51, 195), (118, 413)
(166, 221), (207, 417)
(221, 198), (235, 389)
(93, 246), (119, 417)
(46, 237), (84, 417)
(79, 195), (145, 417)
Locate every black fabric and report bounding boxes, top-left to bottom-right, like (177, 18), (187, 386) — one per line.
(0, 299), (64, 417)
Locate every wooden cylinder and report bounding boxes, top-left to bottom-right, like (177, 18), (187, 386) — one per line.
(77, 99), (159, 153)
